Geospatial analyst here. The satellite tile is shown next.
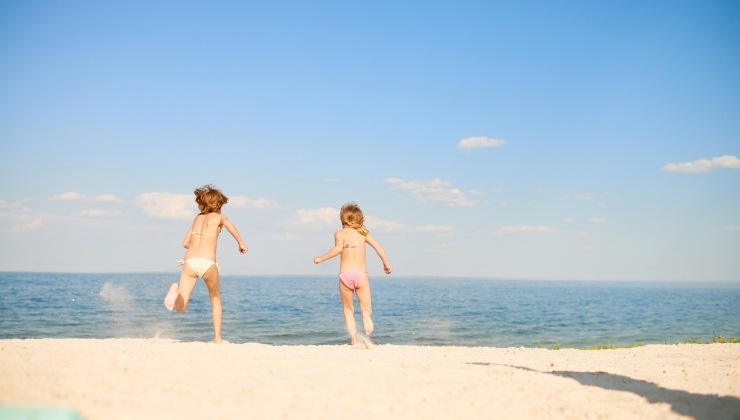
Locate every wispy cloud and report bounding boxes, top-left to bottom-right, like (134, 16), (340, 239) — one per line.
(367, 216), (455, 235)
(0, 200), (30, 213)
(385, 178), (475, 207)
(283, 209), (455, 236)
(229, 196), (280, 209)
(365, 216), (404, 233)
(0, 200), (42, 232)
(458, 136), (506, 150)
(283, 207), (339, 230)
(135, 192), (194, 220)
(411, 224), (455, 235)
(51, 191), (122, 203)
(494, 225), (558, 235)
(134, 192), (278, 220)
(72, 209), (123, 218)
(663, 154), (740, 173)
(725, 225), (740, 232)
(559, 193), (595, 201)
(588, 217), (609, 224)
(0, 215), (43, 232)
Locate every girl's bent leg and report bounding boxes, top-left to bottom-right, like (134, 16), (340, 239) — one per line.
(164, 283), (179, 311)
(202, 268), (222, 343)
(355, 275), (373, 335)
(339, 280), (357, 345)
(173, 268), (198, 313)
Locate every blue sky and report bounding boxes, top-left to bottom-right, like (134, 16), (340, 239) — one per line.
(1, 1), (738, 281)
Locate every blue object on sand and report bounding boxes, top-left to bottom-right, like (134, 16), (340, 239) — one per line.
(0, 407), (82, 420)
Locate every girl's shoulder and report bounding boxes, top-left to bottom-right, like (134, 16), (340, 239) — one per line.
(341, 227), (366, 241)
(204, 212), (227, 223)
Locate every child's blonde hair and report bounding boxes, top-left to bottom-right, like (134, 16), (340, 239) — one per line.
(340, 202), (369, 236)
(194, 184), (228, 214)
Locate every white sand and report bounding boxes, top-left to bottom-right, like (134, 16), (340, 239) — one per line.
(1, 339), (738, 419)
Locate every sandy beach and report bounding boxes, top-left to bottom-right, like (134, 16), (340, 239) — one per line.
(1, 339), (738, 419)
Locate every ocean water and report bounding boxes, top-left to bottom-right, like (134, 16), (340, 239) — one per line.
(0, 272), (738, 348)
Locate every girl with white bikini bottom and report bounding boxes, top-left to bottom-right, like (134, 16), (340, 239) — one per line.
(164, 184), (248, 343)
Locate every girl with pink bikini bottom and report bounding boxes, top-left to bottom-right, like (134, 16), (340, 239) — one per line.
(314, 203), (393, 346)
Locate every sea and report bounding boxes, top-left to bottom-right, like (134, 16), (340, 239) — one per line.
(1, 272), (738, 348)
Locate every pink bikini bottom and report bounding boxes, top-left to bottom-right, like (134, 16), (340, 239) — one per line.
(339, 270), (367, 291)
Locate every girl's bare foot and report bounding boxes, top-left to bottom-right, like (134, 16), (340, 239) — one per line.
(358, 334), (373, 349)
(362, 314), (374, 336)
(164, 283), (179, 311)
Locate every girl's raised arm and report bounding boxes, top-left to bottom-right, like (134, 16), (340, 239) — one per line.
(221, 215), (248, 254)
(314, 231), (344, 264)
(366, 234), (392, 274)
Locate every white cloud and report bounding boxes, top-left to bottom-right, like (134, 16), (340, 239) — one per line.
(725, 225), (740, 232)
(283, 210), (455, 236)
(366, 216), (405, 233)
(283, 207), (339, 230)
(51, 192), (84, 201)
(0, 213), (43, 232)
(495, 225), (558, 235)
(367, 216), (455, 236)
(559, 193), (594, 201)
(385, 178), (475, 207)
(588, 217), (609, 224)
(469, 190), (486, 196)
(0, 201), (42, 232)
(51, 191), (122, 202)
(663, 154), (740, 173)
(0, 200), (30, 213)
(135, 192), (194, 220)
(458, 136), (506, 149)
(411, 224), (455, 235)
(8, 218), (42, 232)
(72, 209), (123, 218)
(98, 194), (122, 203)
(229, 196), (280, 209)
(271, 232), (301, 241)
(563, 218), (574, 224)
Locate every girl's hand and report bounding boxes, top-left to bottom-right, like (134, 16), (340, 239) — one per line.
(313, 256), (322, 264)
(239, 244), (248, 254)
(384, 264), (393, 274)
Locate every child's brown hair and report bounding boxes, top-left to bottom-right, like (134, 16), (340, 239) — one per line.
(194, 184), (228, 214)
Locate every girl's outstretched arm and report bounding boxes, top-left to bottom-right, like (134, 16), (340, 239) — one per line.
(221, 215), (248, 254)
(366, 234), (392, 274)
(314, 231), (344, 264)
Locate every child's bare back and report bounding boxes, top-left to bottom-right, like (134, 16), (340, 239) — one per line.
(314, 202), (392, 345)
(164, 185), (248, 343)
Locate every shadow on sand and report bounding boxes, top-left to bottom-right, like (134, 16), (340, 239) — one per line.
(472, 363), (740, 420)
